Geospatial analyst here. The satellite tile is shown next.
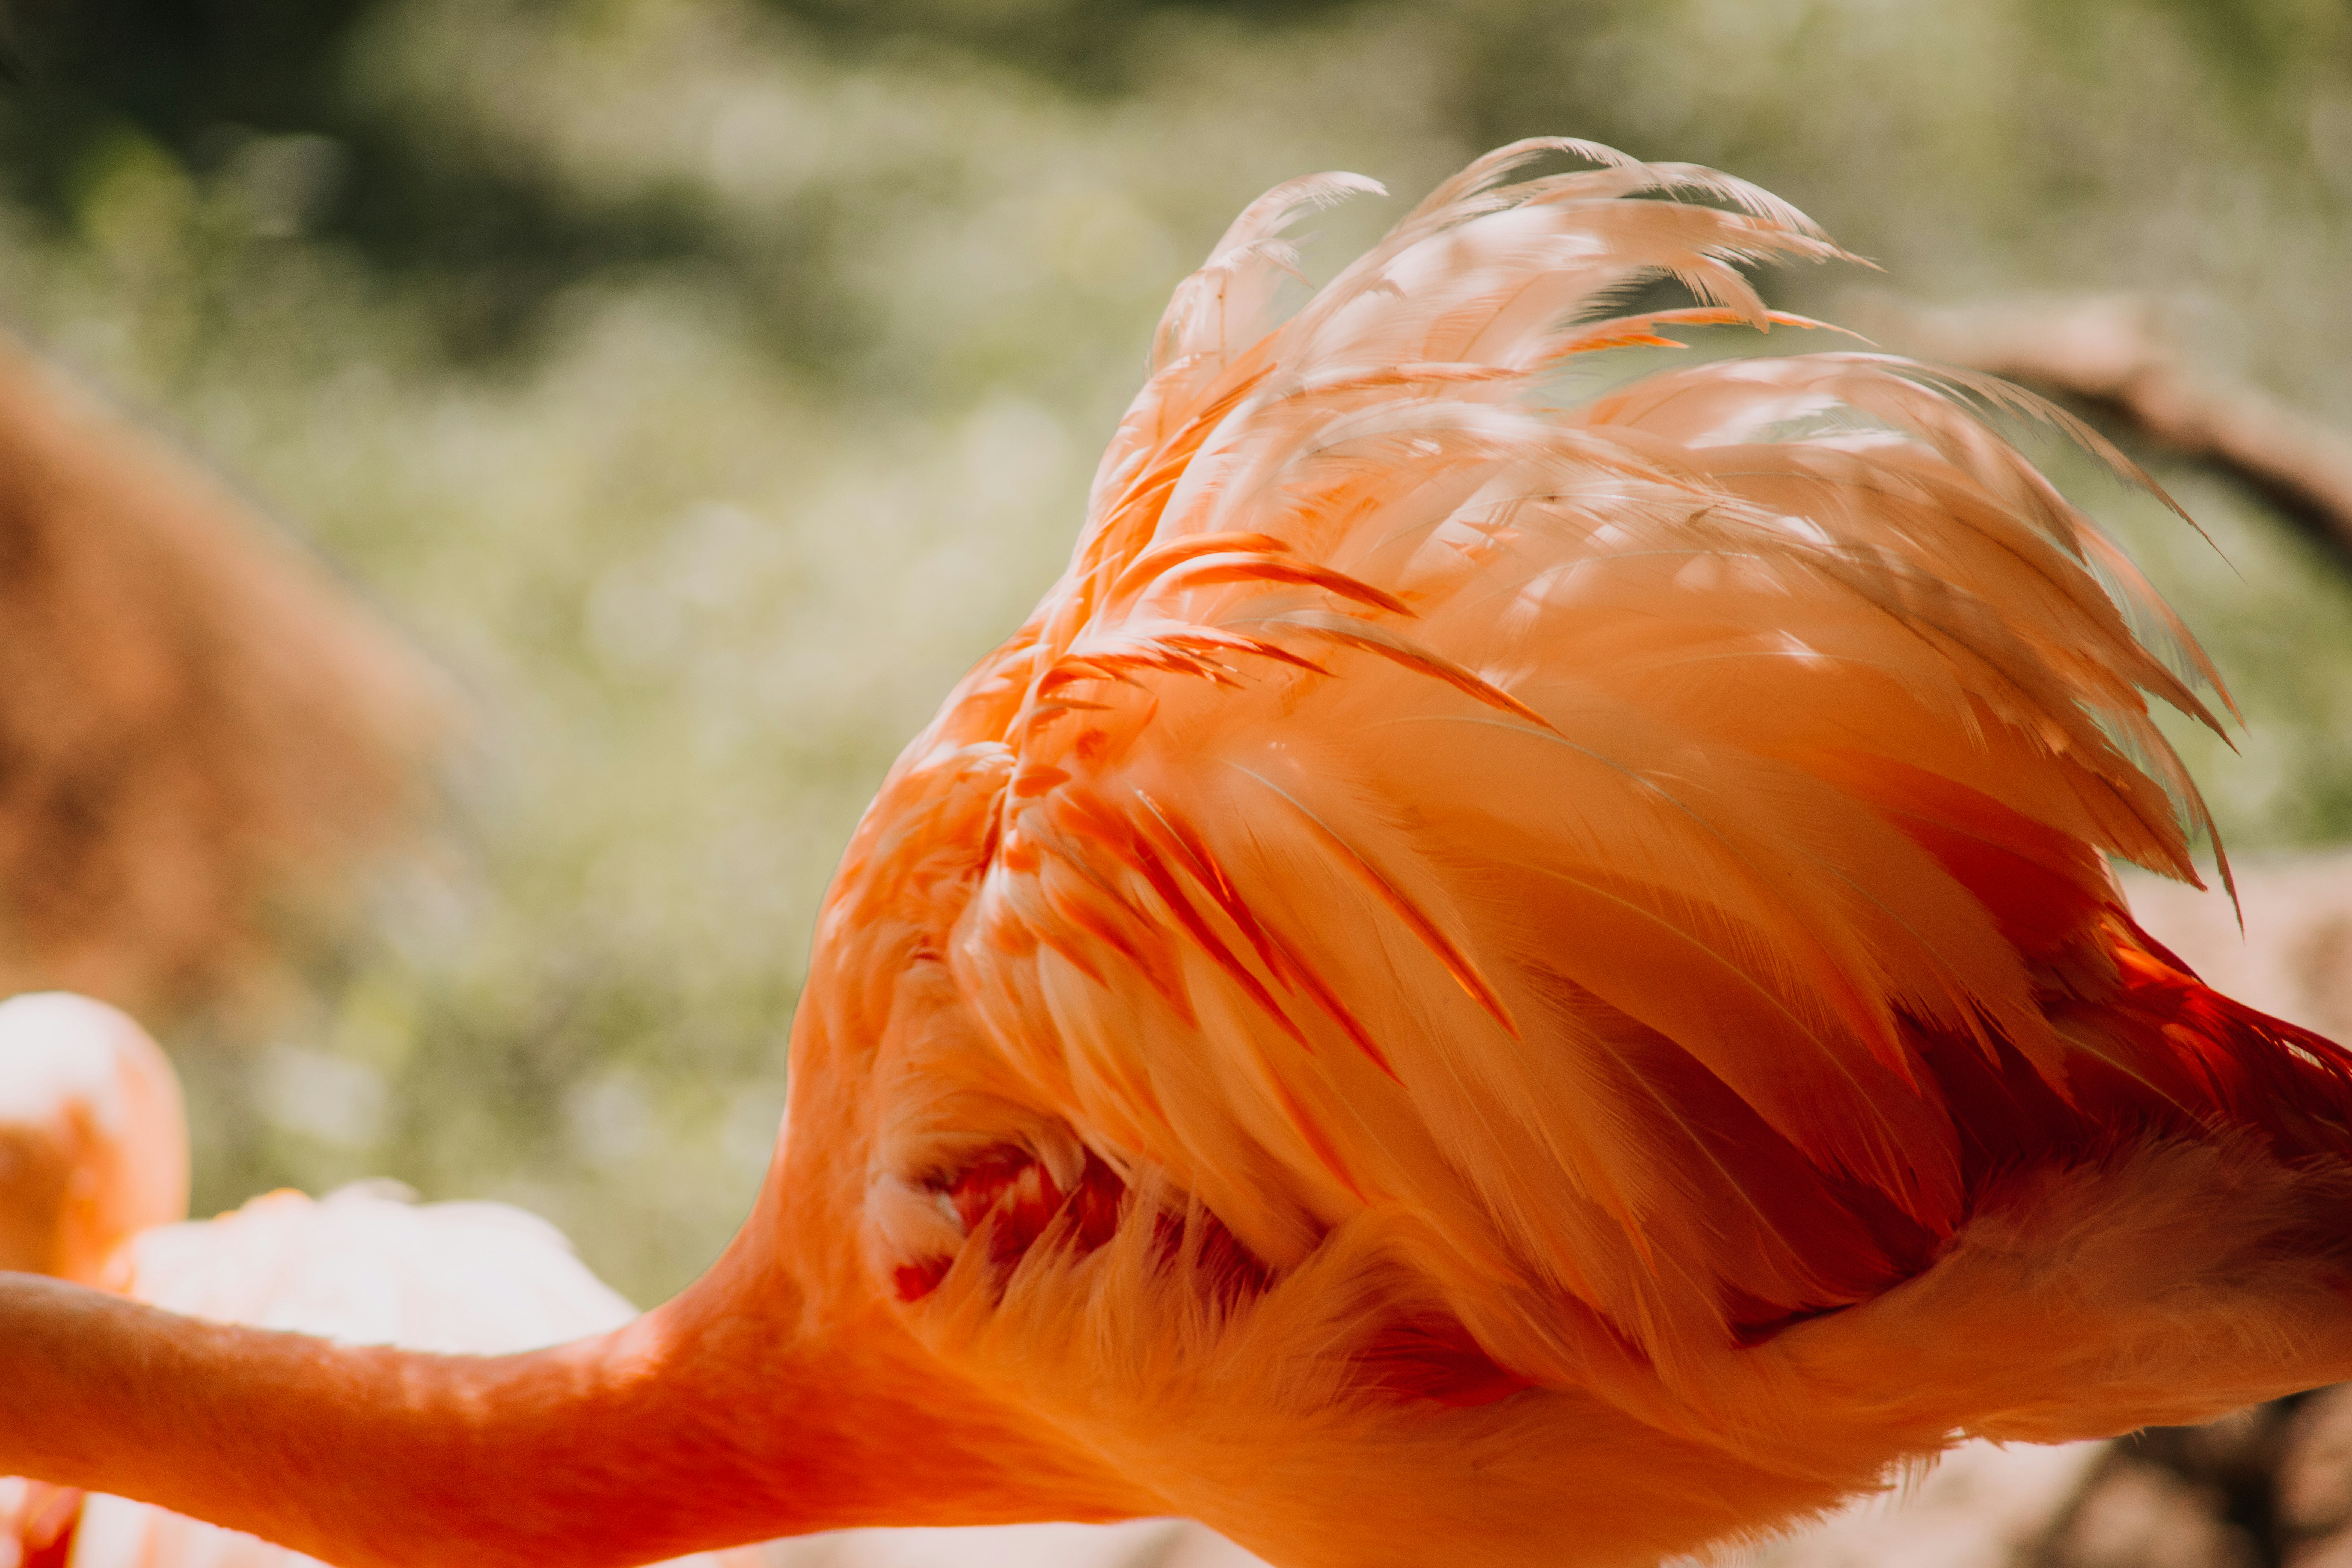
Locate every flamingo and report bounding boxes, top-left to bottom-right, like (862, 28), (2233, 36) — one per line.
(5, 136), (2352, 1568)
(0, 992), (763, 1568)
(0, 338), (440, 1015)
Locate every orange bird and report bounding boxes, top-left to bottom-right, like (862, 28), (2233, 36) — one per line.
(5, 138), (2352, 1568)
(0, 993), (761, 1568)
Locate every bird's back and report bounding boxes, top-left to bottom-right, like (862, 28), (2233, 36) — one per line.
(803, 142), (2352, 1566)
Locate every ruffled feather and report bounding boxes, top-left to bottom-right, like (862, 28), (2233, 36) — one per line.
(847, 141), (2352, 1404)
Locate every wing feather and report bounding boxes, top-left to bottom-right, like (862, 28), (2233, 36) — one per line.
(861, 141), (2352, 1385)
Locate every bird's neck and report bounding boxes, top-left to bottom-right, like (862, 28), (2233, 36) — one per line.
(0, 1164), (1148, 1568)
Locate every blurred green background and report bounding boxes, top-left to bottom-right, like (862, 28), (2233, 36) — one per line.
(2, 0), (2349, 1306)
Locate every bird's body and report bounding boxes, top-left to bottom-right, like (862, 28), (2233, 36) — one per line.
(5, 139), (2352, 1568)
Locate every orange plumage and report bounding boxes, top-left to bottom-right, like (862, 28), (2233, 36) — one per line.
(3, 138), (2351, 1568)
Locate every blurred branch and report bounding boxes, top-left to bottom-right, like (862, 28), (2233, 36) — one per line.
(1853, 294), (2352, 564)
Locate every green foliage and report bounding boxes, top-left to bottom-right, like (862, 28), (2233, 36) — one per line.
(1, 0), (2348, 1303)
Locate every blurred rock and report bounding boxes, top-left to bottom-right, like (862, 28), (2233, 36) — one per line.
(2049, 1459), (2254, 1568)
(2280, 1389), (2352, 1559)
(1752, 1439), (2108, 1568)
(764, 1520), (1265, 1568)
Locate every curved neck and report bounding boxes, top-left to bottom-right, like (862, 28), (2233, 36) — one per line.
(0, 1184), (1151, 1567)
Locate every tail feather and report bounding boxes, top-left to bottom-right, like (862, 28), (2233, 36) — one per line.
(2060, 922), (2352, 1167)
